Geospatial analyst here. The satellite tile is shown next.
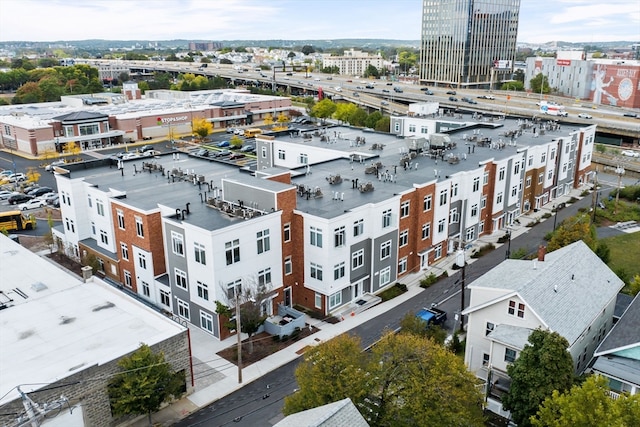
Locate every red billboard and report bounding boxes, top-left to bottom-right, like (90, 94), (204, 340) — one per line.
(556, 59), (571, 66)
(590, 63), (640, 108)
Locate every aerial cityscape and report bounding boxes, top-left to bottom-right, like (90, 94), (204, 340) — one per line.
(0, 1), (639, 427)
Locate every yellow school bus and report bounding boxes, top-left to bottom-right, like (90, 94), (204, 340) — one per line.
(0, 210), (37, 232)
(243, 128), (263, 138)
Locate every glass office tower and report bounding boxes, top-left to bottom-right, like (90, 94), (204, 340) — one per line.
(420, 0), (521, 88)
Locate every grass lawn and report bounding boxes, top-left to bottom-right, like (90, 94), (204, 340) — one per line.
(600, 232), (640, 287)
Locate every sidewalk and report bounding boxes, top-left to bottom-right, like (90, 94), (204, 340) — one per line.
(127, 182), (593, 427)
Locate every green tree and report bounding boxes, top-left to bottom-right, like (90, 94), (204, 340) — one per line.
(310, 99), (337, 123)
(350, 108), (368, 127)
(301, 45), (315, 55)
(501, 80), (525, 91)
(594, 242), (611, 263)
(530, 73), (550, 95)
(365, 111), (383, 129)
(399, 312), (447, 345)
(531, 375), (640, 427)
(364, 64), (380, 78)
(547, 214), (596, 252)
(13, 81), (42, 104)
(108, 344), (184, 426)
(374, 116), (390, 133)
(503, 329), (576, 427)
(334, 103), (358, 124)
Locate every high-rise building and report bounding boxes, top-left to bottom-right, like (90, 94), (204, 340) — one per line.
(420, 0), (521, 88)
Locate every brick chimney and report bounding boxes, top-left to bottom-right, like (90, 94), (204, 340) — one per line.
(537, 245), (546, 262)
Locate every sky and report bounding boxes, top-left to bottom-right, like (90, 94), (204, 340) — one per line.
(0, 0), (638, 44)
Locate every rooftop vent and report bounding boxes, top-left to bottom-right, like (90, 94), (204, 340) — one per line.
(31, 282), (48, 292)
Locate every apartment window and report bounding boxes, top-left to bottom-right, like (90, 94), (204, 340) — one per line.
(123, 270), (132, 288)
(451, 183), (458, 197)
(334, 226), (345, 247)
(194, 242), (206, 265)
(99, 230), (108, 245)
(68, 219), (75, 232)
(141, 281), (150, 297)
(283, 223), (291, 242)
(511, 186), (518, 197)
(399, 229), (409, 247)
(528, 155), (534, 166)
(400, 201), (410, 218)
(200, 311), (214, 333)
(508, 300), (525, 318)
(334, 262), (345, 280)
(353, 219), (364, 236)
(284, 257), (292, 275)
(538, 173), (544, 184)
(87, 194), (92, 207)
(496, 192), (503, 204)
(541, 153), (546, 163)
(329, 291), (342, 309)
(380, 240), (392, 260)
(171, 231), (184, 256)
(483, 172), (489, 185)
(310, 226), (323, 247)
(422, 223), (431, 240)
(315, 293), (322, 309)
(434, 244), (442, 259)
(466, 226), (475, 242)
(96, 199), (105, 216)
(120, 242), (129, 260)
(278, 149), (285, 160)
(116, 209), (125, 229)
(409, 124), (416, 132)
(379, 266), (391, 287)
(160, 289), (170, 307)
(481, 197), (487, 209)
(505, 348), (517, 363)
(175, 269), (188, 290)
(472, 177), (480, 192)
(514, 162), (520, 175)
(299, 153), (308, 164)
(438, 219), (446, 233)
(225, 239), (240, 265)
(423, 195), (432, 211)
(498, 167), (505, 181)
(227, 279), (242, 299)
(482, 353), (490, 367)
(526, 176), (532, 188)
(91, 221), (96, 235)
(485, 322), (495, 336)
(310, 262), (323, 281)
(551, 148), (556, 160)
(258, 268), (272, 286)
(439, 189), (447, 206)
(398, 257), (407, 274)
(449, 208), (459, 224)
(197, 281), (209, 300)
(382, 209), (392, 228)
(256, 229), (270, 254)
(177, 298), (190, 321)
(352, 249), (364, 270)
(471, 204), (478, 217)
(135, 216), (144, 238)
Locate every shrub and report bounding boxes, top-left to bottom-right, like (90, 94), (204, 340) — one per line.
(510, 247), (528, 259)
(420, 273), (438, 288)
(542, 212), (552, 219)
(526, 218), (540, 227)
(497, 234), (510, 244)
(471, 243), (495, 258)
(580, 190), (591, 197)
(568, 197), (578, 204)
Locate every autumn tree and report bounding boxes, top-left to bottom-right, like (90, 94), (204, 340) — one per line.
(310, 99), (337, 124)
(229, 135), (243, 149)
(191, 117), (212, 141)
(25, 167), (41, 185)
(333, 103), (359, 124)
(547, 213), (596, 252)
(502, 329), (576, 427)
(531, 375), (640, 427)
(108, 344), (184, 426)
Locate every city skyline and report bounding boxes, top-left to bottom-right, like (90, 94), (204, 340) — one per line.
(0, 0), (638, 45)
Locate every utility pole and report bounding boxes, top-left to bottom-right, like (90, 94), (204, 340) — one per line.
(456, 245), (466, 331)
(235, 287), (243, 384)
(591, 171), (598, 223)
(18, 386), (44, 427)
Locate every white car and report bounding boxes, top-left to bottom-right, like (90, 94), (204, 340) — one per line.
(621, 150), (640, 158)
(18, 199), (45, 210)
(45, 160), (66, 171)
(577, 113), (593, 119)
(334, 87), (342, 92)
(0, 190), (18, 201)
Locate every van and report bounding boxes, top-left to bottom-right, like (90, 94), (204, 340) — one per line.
(244, 128), (262, 138)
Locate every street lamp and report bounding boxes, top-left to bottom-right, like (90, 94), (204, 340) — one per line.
(552, 204), (558, 231)
(614, 165), (625, 215)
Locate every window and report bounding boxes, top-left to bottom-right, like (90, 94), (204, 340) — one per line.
(538, 173), (544, 184)
(258, 268), (272, 286)
(471, 204), (478, 217)
(283, 223), (291, 242)
(499, 167), (506, 181)
(505, 348), (517, 363)
(473, 177), (480, 192)
(434, 244), (442, 259)
(508, 300), (525, 318)
(511, 186), (518, 197)
(352, 249), (364, 270)
(451, 183), (458, 197)
(124, 270), (132, 288)
(334, 262), (345, 280)
(334, 226), (345, 247)
(315, 293), (322, 309)
(299, 153), (308, 164)
(398, 257), (407, 274)
(256, 229), (270, 254)
(422, 222), (431, 240)
(175, 269), (188, 290)
(409, 124), (416, 132)
(449, 208), (459, 224)
(91, 221), (96, 235)
(135, 216), (144, 238)
(200, 311), (213, 333)
(400, 201), (410, 218)
(284, 257), (292, 275)
(138, 253), (147, 270)
(227, 279), (242, 299)
(310, 226), (323, 247)
(423, 195), (432, 211)
(541, 152), (546, 163)
(261, 146), (267, 158)
(380, 240), (392, 260)
(177, 299), (190, 321)
(225, 239), (240, 265)
(526, 176), (532, 188)
(197, 281), (209, 300)
(310, 262), (323, 281)
(399, 229), (408, 247)
(379, 266), (391, 287)
(439, 189), (447, 206)
(120, 242), (129, 260)
(117, 209), (125, 229)
(160, 289), (170, 307)
(278, 149), (285, 160)
(551, 148), (556, 160)
(382, 209), (392, 228)
(514, 162), (520, 175)
(194, 242), (206, 265)
(438, 219), (446, 233)
(171, 231), (184, 256)
(141, 281), (150, 297)
(329, 291), (342, 309)
(466, 226), (475, 242)
(496, 192), (503, 204)
(99, 230), (108, 244)
(353, 219), (364, 236)
(481, 197), (487, 209)
(485, 322), (495, 336)
(87, 194), (92, 207)
(528, 155), (533, 166)
(482, 353), (490, 366)
(483, 172), (489, 185)
(96, 199), (105, 216)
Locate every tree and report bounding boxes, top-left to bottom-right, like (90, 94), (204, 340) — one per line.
(333, 103), (358, 124)
(594, 242), (611, 263)
(364, 64), (380, 78)
(310, 99), (336, 123)
(547, 213), (596, 252)
(284, 332), (484, 427)
(629, 274), (640, 296)
(502, 329), (576, 427)
(301, 45), (315, 55)
(501, 80), (525, 91)
(531, 375), (640, 427)
(364, 111), (383, 129)
(192, 117), (212, 141)
(108, 344), (184, 426)
(374, 116), (390, 133)
(530, 73), (550, 95)
(399, 312), (447, 345)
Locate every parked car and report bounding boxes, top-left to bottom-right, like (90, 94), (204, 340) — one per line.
(28, 187), (53, 197)
(621, 150), (640, 158)
(229, 152), (246, 160)
(195, 149), (210, 157)
(217, 140), (230, 148)
(240, 145), (255, 153)
(577, 113), (593, 119)
(234, 129), (244, 136)
(8, 193), (33, 205)
(0, 190), (18, 201)
(446, 90), (457, 95)
(7, 173), (27, 183)
(45, 160), (66, 171)
(140, 145), (154, 153)
(43, 193), (60, 205)
(18, 198), (45, 210)
(214, 149), (232, 158)
(0, 170), (14, 177)
(22, 184), (40, 194)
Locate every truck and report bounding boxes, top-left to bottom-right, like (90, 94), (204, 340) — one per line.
(539, 102), (568, 117)
(416, 307), (447, 326)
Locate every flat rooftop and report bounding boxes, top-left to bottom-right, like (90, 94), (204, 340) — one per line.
(0, 235), (186, 405)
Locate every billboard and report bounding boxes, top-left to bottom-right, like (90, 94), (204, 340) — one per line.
(590, 63), (640, 108)
(493, 60), (512, 70)
(557, 59), (571, 66)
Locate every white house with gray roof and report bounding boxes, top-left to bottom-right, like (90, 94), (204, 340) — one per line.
(462, 241), (624, 416)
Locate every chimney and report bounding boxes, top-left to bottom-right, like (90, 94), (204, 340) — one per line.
(537, 245), (546, 262)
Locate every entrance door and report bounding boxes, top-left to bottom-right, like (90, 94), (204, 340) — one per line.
(283, 287), (292, 307)
(352, 281), (362, 300)
(420, 252), (430, 270)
